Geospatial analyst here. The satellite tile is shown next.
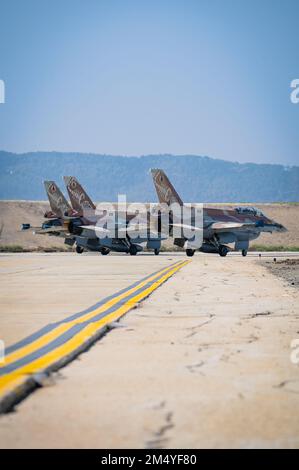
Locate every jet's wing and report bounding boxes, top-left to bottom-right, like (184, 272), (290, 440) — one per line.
(34, 227), (70, 238)
(34, 226), (69, 234)
(79, 224), (130, 241)
(209, 222), (256, 232)
(126, 224), (168, 240)
(172, 223), (203, 232)
(79, 225), (110, 235)
(21, 223), (69, 235)
(79, 224), (168, 240)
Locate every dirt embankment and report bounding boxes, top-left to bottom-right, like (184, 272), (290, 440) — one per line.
(0, 201), (68, 250)
(262, 259), (299, 288)
(0, 201), (298, 251)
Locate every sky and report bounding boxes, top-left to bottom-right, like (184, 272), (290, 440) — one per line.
(0, 0), (298, 165)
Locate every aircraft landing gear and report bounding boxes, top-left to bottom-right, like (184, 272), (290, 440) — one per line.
(242, 249), (248, 257)
(154, 248), (160, 256)
(129, 245), (138, 256)
(76, 245), (84, 254)
(100, 247), (110, 255)
(219, 245), (229, 257)
(186, 249), (195, 257)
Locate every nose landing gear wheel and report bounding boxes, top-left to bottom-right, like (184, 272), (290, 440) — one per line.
(219, 245), (229, 257)
(76, 246), (84, 254)
(242, 249), (248, 257)
(186, 249), (195, 257)
(154, 249), (160, 255)
(100, 248), (110, 255)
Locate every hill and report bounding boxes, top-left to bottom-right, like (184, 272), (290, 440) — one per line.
(0, 151), (298, 202)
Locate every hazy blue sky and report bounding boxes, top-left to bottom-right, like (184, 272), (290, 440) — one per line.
(0, 0), (298, 165)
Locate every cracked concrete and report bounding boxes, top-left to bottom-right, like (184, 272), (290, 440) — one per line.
(145, 407), (174, 449)
(0, 252), (299, 448)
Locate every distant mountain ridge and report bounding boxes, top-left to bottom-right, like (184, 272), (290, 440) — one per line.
(0, 151), (298, 202)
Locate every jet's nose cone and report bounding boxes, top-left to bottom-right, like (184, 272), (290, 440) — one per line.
(269, 219), (287, 232)
(275, 223), (287, 233)
(261, 217), (287, 233)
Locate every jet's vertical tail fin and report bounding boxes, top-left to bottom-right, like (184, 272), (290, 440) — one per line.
(64, 176), (96, 214)
(44, 181), (71, 218)
(151, 169), (183, 206)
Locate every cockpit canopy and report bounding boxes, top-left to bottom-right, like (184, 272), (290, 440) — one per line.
(235, 206), (265, 217)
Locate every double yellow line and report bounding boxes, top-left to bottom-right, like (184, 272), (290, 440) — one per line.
(0, 259), (190, 411)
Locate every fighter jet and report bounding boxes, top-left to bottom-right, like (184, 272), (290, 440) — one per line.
(63, 175), (164, 255)
(23, 178), (164, 256)
(151, 169), (286, 257)
(21, 181), (84, 244)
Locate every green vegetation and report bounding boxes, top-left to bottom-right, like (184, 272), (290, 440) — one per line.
(272, 202), (299, 206)
(157, 245), (183, 252)
(41, 246), (73, 253)
(0, 245), (72, 253)
(1, 244), (298, 253)
(250, 245), (299, 252)
(0, 244), (27, 252)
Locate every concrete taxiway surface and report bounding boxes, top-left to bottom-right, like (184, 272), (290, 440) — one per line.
(0, 252), (299, 448)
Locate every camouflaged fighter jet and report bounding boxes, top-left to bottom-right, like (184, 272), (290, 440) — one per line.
(151, 169), (287, 257)
(22, 178), (164, 255)
(21, 180), (83, 242)
(63, 176), (164, 255)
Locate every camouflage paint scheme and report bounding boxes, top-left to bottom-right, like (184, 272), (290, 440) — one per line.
(151, 169), (286, 257)
(23, 178), (163, 256)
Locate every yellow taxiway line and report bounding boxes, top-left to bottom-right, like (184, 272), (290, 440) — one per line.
(0, 259), (190, 412)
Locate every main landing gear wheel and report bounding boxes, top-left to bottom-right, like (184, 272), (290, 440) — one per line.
(242, 249), (248, 257)
(154, 249), (160, 256)
(100, 247), (110, 255)
(219, 245), (229, 257)
(129, 245), (138, 256)
(76, 245), (84, 254)
(186, 249), (195, 257)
